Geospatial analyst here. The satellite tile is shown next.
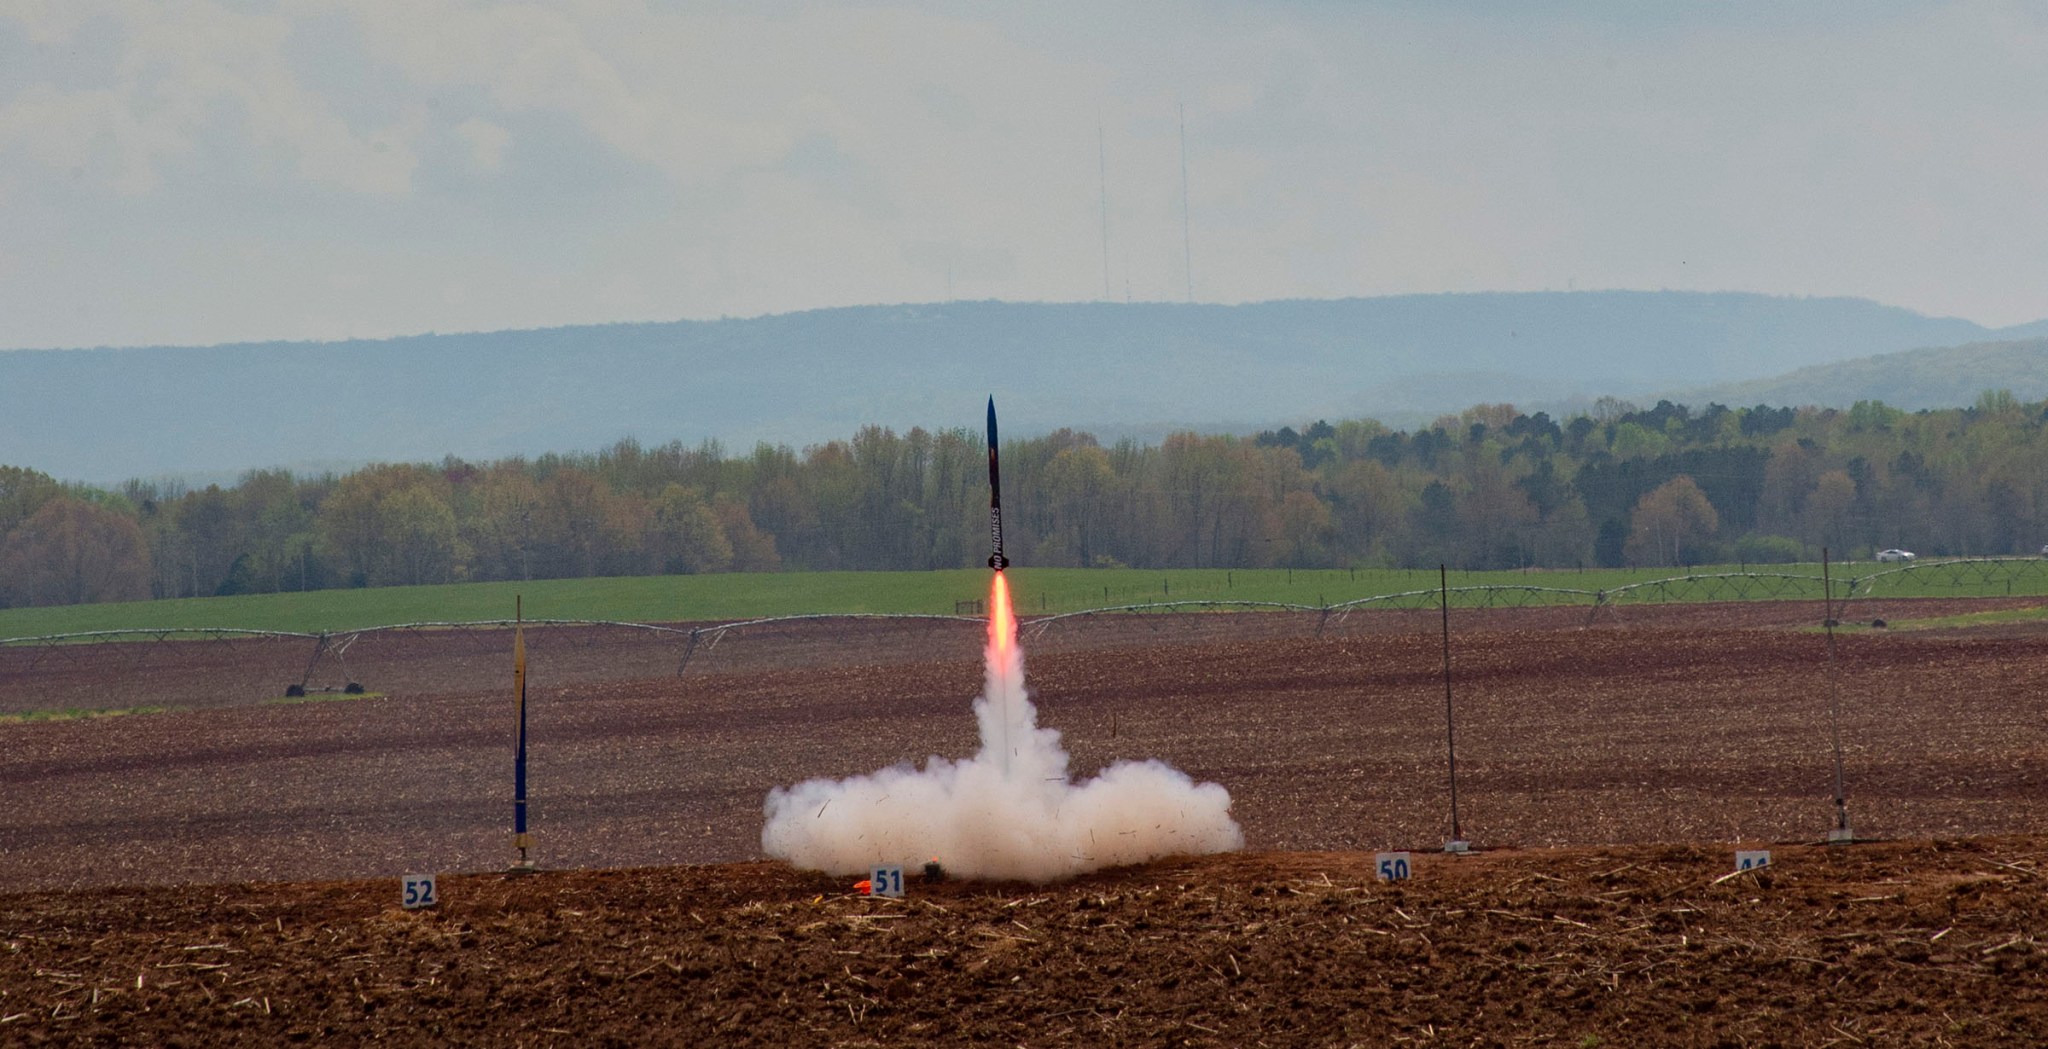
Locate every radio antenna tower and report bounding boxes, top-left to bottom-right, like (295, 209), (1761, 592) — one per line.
(1098, 118), (1112, 300)
(1178, 102), (1193, 303)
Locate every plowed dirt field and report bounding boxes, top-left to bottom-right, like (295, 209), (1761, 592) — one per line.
(4, 599), (2047, 1044)
(5, 840), (2048, 1046)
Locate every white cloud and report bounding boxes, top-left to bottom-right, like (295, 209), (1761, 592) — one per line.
(454, 117), (511, 171)
(5, 1), (2048, 349)
(0, 1), (422, 196)
(0, 83), (163, 194)
(5, 0), (92, 45)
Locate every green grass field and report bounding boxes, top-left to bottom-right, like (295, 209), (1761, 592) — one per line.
(1835, 606), (2048, 633)
(0, 705), (168, 724)
(2, 560), (2044, 640)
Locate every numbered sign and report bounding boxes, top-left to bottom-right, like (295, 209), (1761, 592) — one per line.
(1375, 852), (1412, 882)
(869, 865), (906, 898)
(1735, 850), (1771, 872)
(401, 873), (439, 909)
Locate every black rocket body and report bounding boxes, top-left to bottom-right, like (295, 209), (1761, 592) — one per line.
(987, 396), (1008, 571)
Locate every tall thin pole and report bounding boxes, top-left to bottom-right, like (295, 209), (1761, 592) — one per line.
(1178, 102), (1193, 303)
(1821, 549), (1850, 838)
(1441, 564), (1463, 843)
(1099, 118), (1112, 300)
(513, 595), (533, 869)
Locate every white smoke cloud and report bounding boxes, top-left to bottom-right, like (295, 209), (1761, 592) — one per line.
(761, 621), (1242, 884)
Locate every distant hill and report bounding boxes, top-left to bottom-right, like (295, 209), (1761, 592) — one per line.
(1662, 337), (2048, 411)
(4, 291), (2040, 482)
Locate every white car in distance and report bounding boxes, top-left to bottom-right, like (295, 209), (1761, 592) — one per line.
(1876, 548), (1916, 563)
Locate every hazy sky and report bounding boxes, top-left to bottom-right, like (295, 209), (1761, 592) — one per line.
(4, 1), (2047, 350)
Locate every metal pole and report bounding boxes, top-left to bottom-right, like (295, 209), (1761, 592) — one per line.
(1441, 564), (1463, 844)
(1822, 550), (1851, 840)
(296, 632), (330, 692)
(513, 595), (534, 869)
(1098, 118), (1112, 300)
(675, 628), (700, 678)
(1179, 102), (1193, 303)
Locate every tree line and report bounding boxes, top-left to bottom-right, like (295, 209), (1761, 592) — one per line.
(3, 392), (2045, 609)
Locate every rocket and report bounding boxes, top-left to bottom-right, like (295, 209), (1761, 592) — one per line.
(986, 396), (1008, 571)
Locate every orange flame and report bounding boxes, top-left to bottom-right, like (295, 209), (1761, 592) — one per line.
(988, 570), (1016, 658)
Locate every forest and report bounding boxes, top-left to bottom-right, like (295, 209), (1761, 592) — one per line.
(2, 393), (2045, 609)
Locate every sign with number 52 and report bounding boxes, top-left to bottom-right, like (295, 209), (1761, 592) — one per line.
(402, 873), (439, 909)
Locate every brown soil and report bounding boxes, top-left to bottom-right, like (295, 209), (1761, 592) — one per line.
(4, 840), (2045, 1045)
(4, 598), (2048, 1043)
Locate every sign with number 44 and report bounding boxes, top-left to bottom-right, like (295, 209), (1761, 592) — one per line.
(1735, 850), (1771, 872)
(402, 873), (439, 909)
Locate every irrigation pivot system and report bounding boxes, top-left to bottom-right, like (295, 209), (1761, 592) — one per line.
(5, 558), (2046, 688)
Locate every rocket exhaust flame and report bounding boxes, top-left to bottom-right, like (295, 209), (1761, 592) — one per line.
(989, 569), (1016, 776)
(756, 400), (1243, 884)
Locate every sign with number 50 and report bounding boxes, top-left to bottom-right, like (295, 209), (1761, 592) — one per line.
(1375, 852), (1412, 881)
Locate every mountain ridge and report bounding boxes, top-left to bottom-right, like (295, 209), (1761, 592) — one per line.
(1660, 336), (2048, 411)
(7, 291), (2040, 482)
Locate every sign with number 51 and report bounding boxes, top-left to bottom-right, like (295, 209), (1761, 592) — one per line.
(869, 865), (906, 898)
